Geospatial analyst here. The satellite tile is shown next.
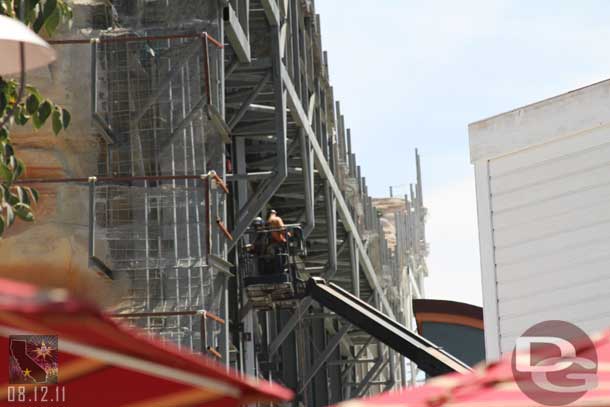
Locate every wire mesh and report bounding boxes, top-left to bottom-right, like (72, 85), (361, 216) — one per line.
(92, 179), (223, 351)
(95, 30), (213, 178)
(87, 20), (225, 351)
(93, 183), (208, 271)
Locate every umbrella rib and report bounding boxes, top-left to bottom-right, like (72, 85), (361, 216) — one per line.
(0, 324), (241, 398)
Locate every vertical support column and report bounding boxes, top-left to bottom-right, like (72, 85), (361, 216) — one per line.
(300, 129), (315, 237)
(200, 311), (208, 355)
(87, 176), (97, 261)
(90, 39), (98, 118)
(325, 181), (337, 277)
(311, 310), (330, 406)
(278, 309), (299, 403)
(271, 21), (288, 179)
(349, 234), (360, 298)
(216, 2), (230, 366)
(235, 138), (257, 376)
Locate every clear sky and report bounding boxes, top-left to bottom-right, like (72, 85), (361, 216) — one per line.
(316, 0), (610, 306)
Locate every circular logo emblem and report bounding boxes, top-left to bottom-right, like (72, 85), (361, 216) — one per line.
(511, 320), (598, 406)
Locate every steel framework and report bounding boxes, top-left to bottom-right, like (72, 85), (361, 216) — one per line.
(25, 0), (431, 405)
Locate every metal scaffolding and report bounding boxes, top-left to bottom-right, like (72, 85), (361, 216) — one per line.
(30, 0), (430, 405)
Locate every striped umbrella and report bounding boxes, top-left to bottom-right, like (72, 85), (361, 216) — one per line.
(0, 278), (293, 407)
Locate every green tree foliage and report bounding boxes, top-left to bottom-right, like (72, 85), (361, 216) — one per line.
(0, 0), (72, 236)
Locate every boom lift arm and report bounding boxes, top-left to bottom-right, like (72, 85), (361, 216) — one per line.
(306, 277), (472, 377)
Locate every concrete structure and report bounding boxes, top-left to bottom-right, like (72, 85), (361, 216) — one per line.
(469, 79), (610, 360)
(4, 1), (430, 404)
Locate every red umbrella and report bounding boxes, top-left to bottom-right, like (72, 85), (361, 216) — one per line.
(335, 329), (610, 407)
(0, 278), (293, 407)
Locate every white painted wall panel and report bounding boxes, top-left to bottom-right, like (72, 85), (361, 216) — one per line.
(493, 184), (610, 229)
(497, 256), (610, 299)
(492, 165), (610, 212)
(493, 202), (610, 248)
(495, 221), (610, 265)
(488, 124), (610, 177)
(496, 243), (610, 284)
(498, 277), (610, 319)
(500, 295), (610, 339)
(490, 142), (610, 195)
(470, 79), (610, 359)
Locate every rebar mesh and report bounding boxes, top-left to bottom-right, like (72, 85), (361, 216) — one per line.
(95, 31), (213, 178)
(93, 183), (208, 271)
(91, 180), (224, 351)
(89, 20), (225, 351)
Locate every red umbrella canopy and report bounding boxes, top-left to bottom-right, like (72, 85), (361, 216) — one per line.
(335, 328), (610, 407)
(0, 278), (293, 407)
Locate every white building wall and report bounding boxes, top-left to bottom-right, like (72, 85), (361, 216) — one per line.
(469, 79), (610, 360)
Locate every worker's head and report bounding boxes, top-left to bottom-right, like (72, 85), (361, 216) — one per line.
(253, 217), (264, 229)
(269, 209), (277, 215)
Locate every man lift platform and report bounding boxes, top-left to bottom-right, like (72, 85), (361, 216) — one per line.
(239, 212), (471, 377)
(240, 212), (307, 310)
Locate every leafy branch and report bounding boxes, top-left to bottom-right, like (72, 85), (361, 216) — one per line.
(0, 0), (72, 236)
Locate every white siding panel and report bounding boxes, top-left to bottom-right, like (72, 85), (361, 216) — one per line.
(499, 295), (610, 340)
(486, 127), (610, 356)
(495, 238), (610, 283)
(502, 316), (610, 352)
(498, 277), (610, 319)
(497, 254), (610, 299)
(493, 184), (610, 229)
(494, 221), (610, 265)
(493, 202), (610, 247)
(470, 80), (610, 358)
(491, 164), (610, 212)
(490, 142), (610, 195)
(489, 125), (610, 177)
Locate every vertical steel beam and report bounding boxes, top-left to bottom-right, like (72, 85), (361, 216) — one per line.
(228, 24), (287, 248)
(216, 4), (230, 366)
(349, 234), (360, 298)
(235, 137), (257, 376)
(87, 177), (97, 261)
(300, 129), (315, 238)
(299, 322), (351, 392)
(311, 310), (330, 406)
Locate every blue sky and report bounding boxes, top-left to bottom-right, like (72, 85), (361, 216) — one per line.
(316, 0), (610, 305)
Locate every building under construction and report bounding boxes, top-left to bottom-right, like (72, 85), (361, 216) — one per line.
(7, 1), (448, 405)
